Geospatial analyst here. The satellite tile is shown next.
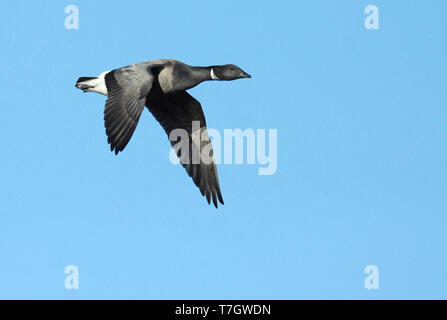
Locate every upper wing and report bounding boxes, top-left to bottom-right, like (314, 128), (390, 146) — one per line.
(147, 91), (224, 208)
(104, 66), (154, 154)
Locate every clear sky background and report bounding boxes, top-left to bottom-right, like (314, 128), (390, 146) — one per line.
(0, 0), (446, 299)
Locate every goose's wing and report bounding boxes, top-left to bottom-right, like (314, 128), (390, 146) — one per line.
(147, 91), (224, 208)
(104, 65), (155, 154)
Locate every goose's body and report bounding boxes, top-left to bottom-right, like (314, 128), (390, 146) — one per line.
(76, 59), (251, 208)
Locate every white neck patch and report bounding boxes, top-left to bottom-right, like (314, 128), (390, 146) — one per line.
(210, 68), (220, 80)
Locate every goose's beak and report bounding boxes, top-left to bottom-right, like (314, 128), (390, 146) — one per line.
(240, 71), (252, 79)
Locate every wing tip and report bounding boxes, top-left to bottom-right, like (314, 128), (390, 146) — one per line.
(205, 188), (224, 209)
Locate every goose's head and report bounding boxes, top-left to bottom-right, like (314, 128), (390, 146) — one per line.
(212, 64), (251, 80)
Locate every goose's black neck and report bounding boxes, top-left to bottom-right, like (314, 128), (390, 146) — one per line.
(171, 64), (220, 92)
(190, 66), (214, 82)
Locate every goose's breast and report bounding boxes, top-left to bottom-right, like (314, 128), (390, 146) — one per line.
(157, 63), (195, 94)
(157, 66), (177, 94)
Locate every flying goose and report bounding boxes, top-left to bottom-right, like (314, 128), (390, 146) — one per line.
(75, 59), (251, 208)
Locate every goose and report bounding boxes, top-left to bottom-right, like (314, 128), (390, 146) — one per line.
(75, 59), (251, 208)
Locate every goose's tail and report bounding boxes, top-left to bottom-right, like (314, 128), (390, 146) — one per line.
(75, 71), (109, 96)
(75, 77), (97, 91)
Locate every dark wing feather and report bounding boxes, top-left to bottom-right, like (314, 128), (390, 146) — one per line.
(104, 66), (154, 154)
(147, 91), (224, 208)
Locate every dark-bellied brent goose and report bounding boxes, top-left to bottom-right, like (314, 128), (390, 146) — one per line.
(75, 59), (251, 208)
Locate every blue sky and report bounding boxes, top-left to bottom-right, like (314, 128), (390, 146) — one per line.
(0, 0), (446, 299)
